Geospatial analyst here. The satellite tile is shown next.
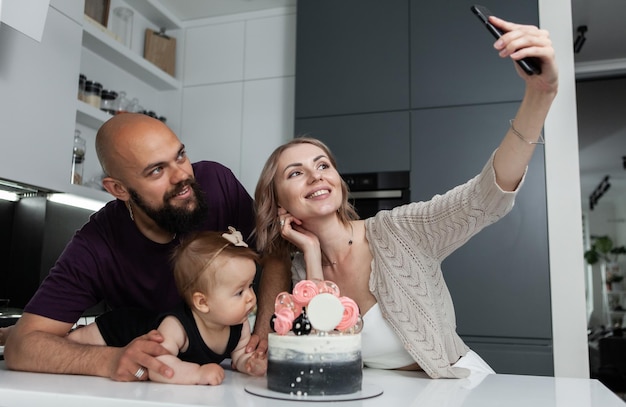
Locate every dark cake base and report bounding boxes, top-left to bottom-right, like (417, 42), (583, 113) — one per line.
(267, 359), (362, 396)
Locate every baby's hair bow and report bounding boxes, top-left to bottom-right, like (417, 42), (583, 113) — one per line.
(222, 226), (248, 247)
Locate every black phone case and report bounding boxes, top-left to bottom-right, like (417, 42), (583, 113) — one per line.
(471, 4), (541, 75)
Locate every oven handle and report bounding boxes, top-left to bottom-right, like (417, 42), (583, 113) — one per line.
(349, 190), (404, 199)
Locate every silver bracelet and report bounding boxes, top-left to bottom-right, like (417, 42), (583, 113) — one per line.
(509, 119), (545, 145)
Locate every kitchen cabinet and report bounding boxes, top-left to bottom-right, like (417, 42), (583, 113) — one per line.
(0, 201), (13, 301)
(294, 0), (410, 174)
(180, 12), (296, 195)
(294, 0), (409, 118)
(411, 103), (553, 375)
(294, 0), (552, 375)
(295, 111), (410, 174)
(0, 6), (82, 196)
(5, 197), (93, 309)
(409, 0), (537, 108)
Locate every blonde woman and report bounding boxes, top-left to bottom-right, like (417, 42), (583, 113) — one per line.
(254, 16), (557, 379)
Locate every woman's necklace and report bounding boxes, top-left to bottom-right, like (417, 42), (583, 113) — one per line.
(322, 223), (354, 267)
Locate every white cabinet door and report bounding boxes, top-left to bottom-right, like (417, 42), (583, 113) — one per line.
(0, 6), (81, 193)
(179, 10), (296, 195)
(244, 14), (296, 80)
(240, 77), (295, 195)
(180, 83), (244, 176)
(183, 22), (245, 86)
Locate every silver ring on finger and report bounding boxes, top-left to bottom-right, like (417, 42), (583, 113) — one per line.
(280, 219), (285, 227)
(134, 366), (146, 379)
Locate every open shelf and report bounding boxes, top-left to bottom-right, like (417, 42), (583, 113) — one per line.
(126, 0), (182, 31)
(75, 100), (112, 129)
(81, 17), (181, 91)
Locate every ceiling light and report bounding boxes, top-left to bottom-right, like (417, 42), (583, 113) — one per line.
(0, 178), (44, 198)
(0, 190), (19, 202)
(47, 193), (107, 212)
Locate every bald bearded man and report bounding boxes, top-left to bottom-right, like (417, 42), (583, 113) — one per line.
(4, 114), (289, 381)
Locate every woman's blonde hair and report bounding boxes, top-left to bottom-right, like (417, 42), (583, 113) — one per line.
(172, 231), (258, 305)
(253, 137), (359, 258)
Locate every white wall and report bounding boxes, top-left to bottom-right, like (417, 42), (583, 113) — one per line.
(179, 8), (296, 195)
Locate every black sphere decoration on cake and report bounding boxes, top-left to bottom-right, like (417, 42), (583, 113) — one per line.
(291, 308), (311, 336)
(270, 313), (277, 332)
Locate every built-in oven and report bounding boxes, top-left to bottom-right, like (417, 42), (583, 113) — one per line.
(342, 171), (410, 219)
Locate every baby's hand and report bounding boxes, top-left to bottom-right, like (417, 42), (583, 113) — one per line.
(200, 363), (225, 385)
(245, 351), (267, 376)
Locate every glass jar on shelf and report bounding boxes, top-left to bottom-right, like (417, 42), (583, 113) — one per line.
(127, 97), (144, 113)
(111, 7), (134, 48)
(84, 80), (102, 109)
(100, 90), (118, 115)
(116, 91), (130, 114)
(78, 74), (86, 101)
(71, 130), (86, 185)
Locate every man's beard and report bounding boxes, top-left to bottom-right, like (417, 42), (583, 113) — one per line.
(128, 180), (208, 235)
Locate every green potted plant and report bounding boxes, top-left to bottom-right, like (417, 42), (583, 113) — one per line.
(584, 235), (626, 265)
(584, 235), (626, 290)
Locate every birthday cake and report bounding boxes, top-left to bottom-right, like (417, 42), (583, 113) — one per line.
(267, 280), (363, 396)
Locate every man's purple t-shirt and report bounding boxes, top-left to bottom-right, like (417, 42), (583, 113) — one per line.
(24, 161), (255, 324)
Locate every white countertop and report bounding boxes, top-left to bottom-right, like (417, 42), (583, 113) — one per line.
(1, 361), (624, 407)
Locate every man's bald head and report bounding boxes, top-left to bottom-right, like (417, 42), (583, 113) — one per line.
(95, 113), (173, 178)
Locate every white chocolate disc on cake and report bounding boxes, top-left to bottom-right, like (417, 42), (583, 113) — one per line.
(307, 293), (344, 331)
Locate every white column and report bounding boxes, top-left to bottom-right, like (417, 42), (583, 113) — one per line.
(539, 0), (590, 378)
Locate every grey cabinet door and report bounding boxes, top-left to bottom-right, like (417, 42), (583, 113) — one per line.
(411, 102), (553, 375)
(295, 0), (409, 118)
(410, 0), (537, 108)
(295, 111), (410, 174)
(411, 103), (551, 340)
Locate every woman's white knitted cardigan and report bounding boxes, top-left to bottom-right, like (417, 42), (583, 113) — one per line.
(291, 151), (524, 378)
(366, 151), (522, 378)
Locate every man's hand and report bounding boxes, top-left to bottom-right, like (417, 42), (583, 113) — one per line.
(110, 330), (174, 381)
(249, 253), (291, 354)
(244, 351), (267, 376)
(0, 325), (12, 346)
(246, 332), (268, 355)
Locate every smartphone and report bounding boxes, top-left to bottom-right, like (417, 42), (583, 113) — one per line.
(470, 4), (541, 75)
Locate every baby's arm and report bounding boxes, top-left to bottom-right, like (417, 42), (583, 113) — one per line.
(66, 322), (106, 345)
(231, 319), (267, 376)
(148, 316), (225, 385)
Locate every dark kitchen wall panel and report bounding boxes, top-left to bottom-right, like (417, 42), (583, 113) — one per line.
(295, 0), (410, 118)
(8, 197), (46, 308)
(295, 0), (552, 375)
(410, 0), (536, 109)
(411, 103), (551, 340)
(295, 111), (410, 174)
(466, 339), (554, 375)
(0, 200), (16, 300)
(7, 197), (93, 309)
(40, 201), (92, 283)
